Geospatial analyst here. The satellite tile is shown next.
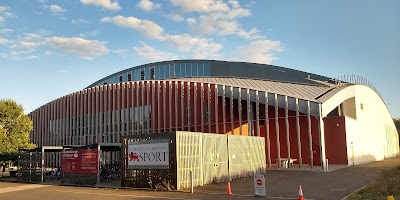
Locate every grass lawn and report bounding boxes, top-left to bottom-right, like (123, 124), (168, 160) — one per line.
(346, 166), (400, 200)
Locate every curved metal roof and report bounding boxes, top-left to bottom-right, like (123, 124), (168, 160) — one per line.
(86, 59), (335, 88)
(172, 77), (331, 102)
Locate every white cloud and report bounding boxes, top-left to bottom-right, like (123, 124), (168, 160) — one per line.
(102, 15), (223, 59)
(80, 0), (120, 11)
(237, 28), (263, 39)
(171, 0), (229, 13)
(111, 49), (128, 55)
(38, 0), (46, 3)
(137, 0), (161, 11)
(23, 33), (43, 41)
(45, 37), (109, 60)
(0, 29), (13, 33)
(0, 38), (9, 45)
(0, 6), (13, 17)
(166, 34), (222, 58)
(0, 49), (36, 60)
(11, 41), (41, 49)
(0, 6), (14, 23)
(234, 39), (283, 64)
(57, 69), (69, 73)
(72, 19), (88, 24)
(101, 16), (165, 40)
(79, 30), (98, 38)
(175, 0), (262, 39)
(133, 42), (177, 62)
(186, 18), (196, 24)
(26, 55), (38, 59)
(44, 50), (53, 55)
(169, 13), (184, 22)
(49, 5), (66, 14)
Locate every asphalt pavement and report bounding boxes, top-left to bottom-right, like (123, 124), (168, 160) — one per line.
(1, 157), (400, 200)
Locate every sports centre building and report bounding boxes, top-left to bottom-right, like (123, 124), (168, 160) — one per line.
(28, 60), (399, 172)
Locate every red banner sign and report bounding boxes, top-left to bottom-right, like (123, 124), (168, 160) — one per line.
(62, 149), (99, 174)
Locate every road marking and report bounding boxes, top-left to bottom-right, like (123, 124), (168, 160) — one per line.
(0, 184), (51, 194)
(54, 189), (198, 200)
(330, 188), (346, 191)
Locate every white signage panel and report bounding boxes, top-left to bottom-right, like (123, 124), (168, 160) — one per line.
(128, 139), (169, 169)
(254, 173), (266, 197)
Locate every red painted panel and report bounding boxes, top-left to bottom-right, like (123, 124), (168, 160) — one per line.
(324, 117), (348, 164)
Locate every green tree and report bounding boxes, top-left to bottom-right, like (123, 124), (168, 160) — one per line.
(394, 118), (400, 134)
(0, 99), (36, 164)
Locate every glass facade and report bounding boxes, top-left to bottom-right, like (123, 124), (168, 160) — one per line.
(89, 62), (211, 88)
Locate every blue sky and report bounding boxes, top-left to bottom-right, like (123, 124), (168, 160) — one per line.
(0, 0), (399, 118)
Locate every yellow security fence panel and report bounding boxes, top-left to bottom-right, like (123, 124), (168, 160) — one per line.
(176, 132), (203, 189)
(228, 135), (266, 179)
(176, 131), (266, 190)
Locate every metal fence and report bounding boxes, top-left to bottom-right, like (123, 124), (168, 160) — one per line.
(176, 132), (265, 189)
(17, 151), (42, 183)
(121, 131), (266, 190)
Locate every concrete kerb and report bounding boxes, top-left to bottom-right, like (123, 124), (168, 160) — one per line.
(339, 184), (369, 200)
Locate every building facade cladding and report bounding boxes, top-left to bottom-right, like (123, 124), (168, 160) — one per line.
(29, 79), (327, 168)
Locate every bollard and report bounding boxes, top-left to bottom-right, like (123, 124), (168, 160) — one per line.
(388, 196), (394, 200)
(190, 171), (193, 193)
(326, 159), (329, 172)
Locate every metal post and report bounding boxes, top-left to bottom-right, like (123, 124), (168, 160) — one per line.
(296, 98), (302, 168)
(230, 86), (234, 135)
(163, 81), (166, 132)
(97, 143), (100, 187)
(265, 92), (271, 168)
(285, 96), (291, 167)
(307, 101), (313, 168)
(215, 85), (218, 134)
(194, 83), (198, 132)
(175, 81), (179, 131)
(275, 94), (281, 168)
(318, 103), (327, 172)
(247, 89), (251, 136)
(190, 170), (194, 193)
(256, 91), (260, 137)
(238, 88), (242, 135)
(41, 148), (44, 184)
(207, 84), (211, 133)
(222, 85), (226, 134)
(201, 83), (204, 133)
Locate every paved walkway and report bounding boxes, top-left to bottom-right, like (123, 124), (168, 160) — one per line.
(183, 156), (400, 200)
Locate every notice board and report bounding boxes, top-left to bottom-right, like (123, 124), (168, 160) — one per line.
(62, 149), (99, 174)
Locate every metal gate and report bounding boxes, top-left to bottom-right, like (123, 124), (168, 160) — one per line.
(202, 133), (228, 185)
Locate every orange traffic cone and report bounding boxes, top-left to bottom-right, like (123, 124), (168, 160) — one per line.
(298, 185), (305, 200)
(226, 181), (232, 195)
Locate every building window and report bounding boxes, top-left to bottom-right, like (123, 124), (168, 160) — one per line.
(169, 64), (175, 78)
(119, 75), (123, 82)
(186, 106), (190, 125)
(127, 73), (132, 81)
(205, 103), (209, 123)
(140, 69), (145, 80)
(260, 106), (265, 126)
(150, 67), (155, 80)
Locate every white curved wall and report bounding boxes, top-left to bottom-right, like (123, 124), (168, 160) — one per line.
(341, 85), (399, 164)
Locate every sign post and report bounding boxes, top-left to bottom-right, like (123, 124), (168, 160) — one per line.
(254, 174), (266, 197)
